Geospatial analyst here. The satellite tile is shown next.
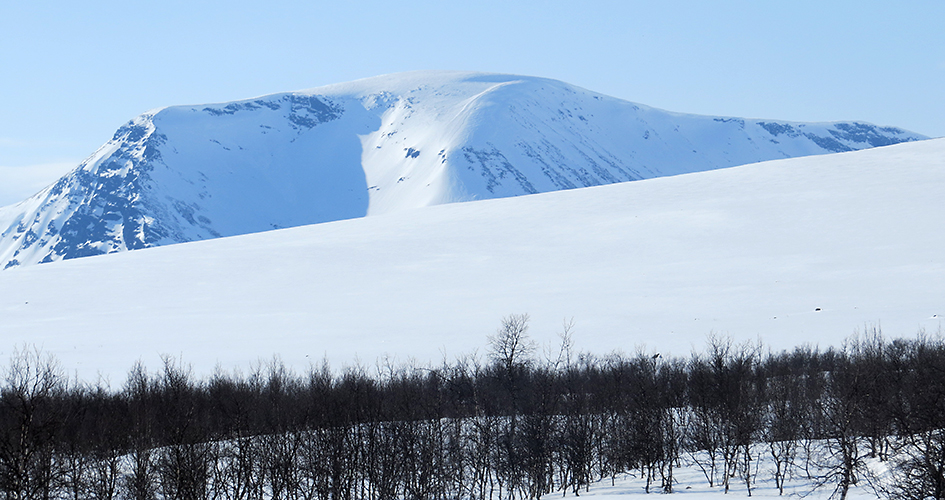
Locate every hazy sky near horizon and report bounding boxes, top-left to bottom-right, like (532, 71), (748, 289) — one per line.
(1, 1), (942, 205)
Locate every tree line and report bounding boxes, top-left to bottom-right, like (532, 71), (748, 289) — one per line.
(1, 316), (944, 500)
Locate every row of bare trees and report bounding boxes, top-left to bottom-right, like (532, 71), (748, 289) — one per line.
(0, 319), (943, 500)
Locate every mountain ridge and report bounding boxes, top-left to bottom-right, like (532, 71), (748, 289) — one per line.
(0, 71), (926, 269)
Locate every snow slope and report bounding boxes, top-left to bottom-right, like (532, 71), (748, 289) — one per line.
(0, 138), (942, 382)
(0, 71), (924, 269)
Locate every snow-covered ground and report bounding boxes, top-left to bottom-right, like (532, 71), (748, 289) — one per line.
(544, 445), (886, 499)
(0, 138), (942, 383)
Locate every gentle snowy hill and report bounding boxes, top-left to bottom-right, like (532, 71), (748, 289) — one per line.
(0, 138), (942, 382)
(0, 71), (924, 269)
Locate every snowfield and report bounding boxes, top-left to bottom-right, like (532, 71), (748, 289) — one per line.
(0, 138), (941, 382)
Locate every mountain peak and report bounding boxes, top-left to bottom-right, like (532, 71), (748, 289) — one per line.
(0, 72), (926, 269)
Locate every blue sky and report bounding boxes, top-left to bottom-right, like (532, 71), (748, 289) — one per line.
(1, 1), (942, 205)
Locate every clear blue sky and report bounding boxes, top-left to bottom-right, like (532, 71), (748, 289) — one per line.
(1, 1), (942, 204)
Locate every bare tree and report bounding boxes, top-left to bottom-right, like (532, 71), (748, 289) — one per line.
(883, 334), (945, 500)
(0, 346), (67, 500)
(488, 314), (536, 376)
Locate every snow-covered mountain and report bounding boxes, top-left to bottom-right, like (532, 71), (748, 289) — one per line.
(1, 138), (942, 381)
(0, 71), (925, 269)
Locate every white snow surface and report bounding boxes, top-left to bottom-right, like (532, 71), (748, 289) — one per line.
(0, 138), (942, 382)
(0, 71), (924, 270)
(539, 443), (887, 499)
